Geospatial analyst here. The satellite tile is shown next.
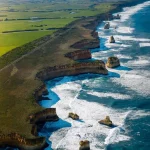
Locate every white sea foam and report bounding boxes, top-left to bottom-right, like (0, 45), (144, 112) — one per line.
(116, 26), (134, 34)
(114, 1), (150, 22)
(87, 91), (131, 100)
(44, 78), (131, 150)
(139, 43), (150, 47)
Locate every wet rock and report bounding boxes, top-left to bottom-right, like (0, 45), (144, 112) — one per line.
(79, 140), (90, 150)
(113, 14), (121, 19)
(99, 116), (113, 127)
(106, 56), (120, 68)
(68, 112), (79, 120)
(104, 22), (110, 29)
(109, 36), (115, 43)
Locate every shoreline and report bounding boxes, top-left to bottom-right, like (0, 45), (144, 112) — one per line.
(0, 0), (149, 149)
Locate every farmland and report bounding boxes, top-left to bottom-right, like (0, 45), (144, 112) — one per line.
(0, 1), (115, 57)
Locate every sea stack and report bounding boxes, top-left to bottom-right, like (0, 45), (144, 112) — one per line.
(113, 14), (121, 19)
(79, 140), (90, 150)
(106, 56), (120, 68)
(99, 116), (113, 127)
(109, 35), (115, 43)
(68, 112), (79, 120)
(104, 22), (110, 29)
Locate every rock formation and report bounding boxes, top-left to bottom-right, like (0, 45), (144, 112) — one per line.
(99, 116), (113, 127)
(104, 22), (110, 29)
(34, 84), (49, 102)
(113, 14), (121, 19)
(79, 140), (90, 150)
(0, 133), (47, 150)
(71, 39), (100, 49)
(65, 50), (91, 60)
(106, 56), (120, 68)
(29, 108), (59, 124)
(68, 112), (79, 120)
(36, 60), (108, 81)
(109, 36), (115, 43)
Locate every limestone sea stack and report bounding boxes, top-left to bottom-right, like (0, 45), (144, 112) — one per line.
(99, 116), (113, 127)
(109, 35), (115, 43)
(79, 140), (90, 150)
(68, 112), (79, 120)
(113, 14), (121, 19)
(106, 56), (120, 68)
(104, 22), (110, 29)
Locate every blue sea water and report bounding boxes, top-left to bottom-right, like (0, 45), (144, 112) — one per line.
(38, 1), (150, 150)
(2, 1), (150, 150)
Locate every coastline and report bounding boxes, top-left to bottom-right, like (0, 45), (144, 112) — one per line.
(0, 0), (149, 149)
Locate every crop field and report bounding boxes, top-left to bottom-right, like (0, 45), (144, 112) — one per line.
(0, 1), (115, 57)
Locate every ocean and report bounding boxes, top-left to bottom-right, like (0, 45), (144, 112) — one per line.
(38, 1), (150, 150)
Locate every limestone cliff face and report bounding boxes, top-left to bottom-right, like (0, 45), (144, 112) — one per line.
(29, 108), (59, 124)
(36, 61), (108, 81)
(71, 39), (100, 50)
(106, 56), (120, 68)
(34, 84), (49, 102)
(79, 140), (90, 150)
(0, 133), (47, 150)
(109, 36), (115, 43)
(65, 50), (91, 60)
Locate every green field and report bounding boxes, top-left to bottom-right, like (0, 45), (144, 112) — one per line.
(0, 1), (116, 62)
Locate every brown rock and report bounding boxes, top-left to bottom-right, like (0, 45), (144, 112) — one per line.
(106, 56), (120, 68)
(68, 112), (79, 120)
(113, 14), (121, 19)
(99, 116), (113, 127)
(79, 140), (90, 150)
(65, 50), (91, 60)
(109, 36), (115, 43)
(104, 22), (110, 29)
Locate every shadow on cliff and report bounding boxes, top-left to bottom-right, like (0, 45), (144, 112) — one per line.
(38, 119), (71, 150)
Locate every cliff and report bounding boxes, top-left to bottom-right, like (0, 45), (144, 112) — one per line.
(71, 39), (100, 50)
(33, 84), (49, 102)
(65, 50), (91, 60)
(29, 108), (59, 124)
(0, 133), (47, 150)
(36, 60), (108, 81)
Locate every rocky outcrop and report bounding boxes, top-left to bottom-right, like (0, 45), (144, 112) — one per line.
(106, 56), (120, 68)
(71, 39), (100, 50)
(0, 133), (47, 150)
(104, 22), (110, 29)
(79, 140), (90, 150)
(68, 113), (79, 120)
(99, 116), (113, 127)
(109, 36), (115, 43)
(113, 14), (121, 19)
(34, 84), (49, 102)
(36, 61), (108, 81)
(29, 108), (59, 124)
(65, 50), (91, 60)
